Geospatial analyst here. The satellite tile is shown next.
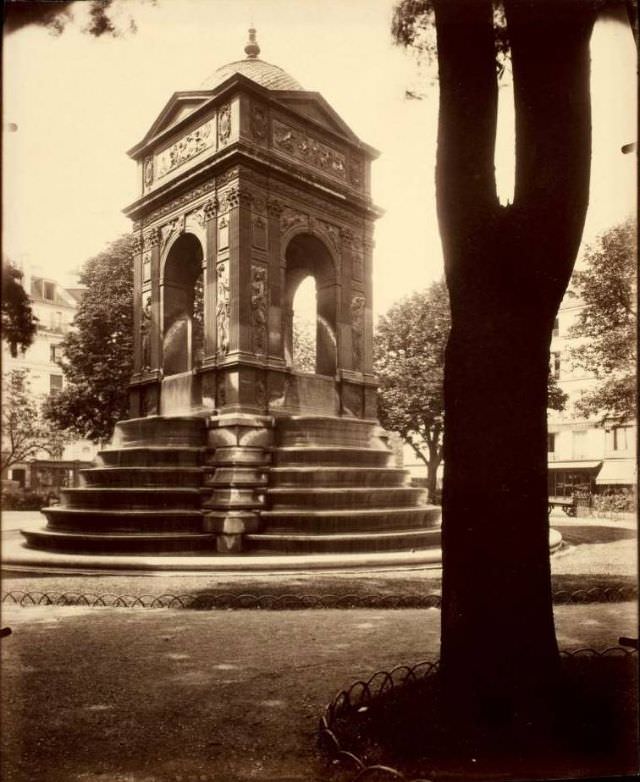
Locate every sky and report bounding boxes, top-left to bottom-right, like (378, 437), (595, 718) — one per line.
(2, 0), (637, 317)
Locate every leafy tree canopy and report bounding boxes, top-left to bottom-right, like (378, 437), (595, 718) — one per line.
(43, 235), (134, 443)
(3, 0), (157, 37)
(1, 259), (38, 358)
(2, 369), (71, 473)
(569, 217), (636, 422)
(374, 279), (449, 501)
(374, 279), (567, 500)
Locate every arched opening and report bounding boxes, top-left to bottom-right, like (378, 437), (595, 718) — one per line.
(291, 276), (317, 372)
(162, 233), (203, 377)
(284, 233), (337, 376)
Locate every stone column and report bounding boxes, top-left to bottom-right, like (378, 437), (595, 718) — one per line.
(202, 414), (274, 553)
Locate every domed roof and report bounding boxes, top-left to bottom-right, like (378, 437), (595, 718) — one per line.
(200, 29), (303, 92)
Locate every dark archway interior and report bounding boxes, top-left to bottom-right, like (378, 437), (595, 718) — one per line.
(162, 233), (203, 376)
(284, 233), (337, 376)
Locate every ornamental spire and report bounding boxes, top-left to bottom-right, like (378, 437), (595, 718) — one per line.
(244, 28), (260, 59)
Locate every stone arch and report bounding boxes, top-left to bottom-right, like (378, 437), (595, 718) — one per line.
(160, 232), (204, 376)
(283, 232), (338, 376)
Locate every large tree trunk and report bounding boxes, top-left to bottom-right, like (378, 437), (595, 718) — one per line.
(434, 0), (595, 718)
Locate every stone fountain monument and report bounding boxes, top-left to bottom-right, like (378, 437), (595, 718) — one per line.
(23, 31), (441, 558)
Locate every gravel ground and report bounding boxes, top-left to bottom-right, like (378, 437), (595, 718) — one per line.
(2, 603), (637, 782)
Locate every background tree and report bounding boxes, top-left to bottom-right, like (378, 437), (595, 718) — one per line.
(2, 259), (38, 358)
(1, 369), (70, 474)
(3, 0), (156, 37)
(374, 280), (448, 503)
(375, 280), (568, 505)
(393, 0), (598, 729)
(44, 235), (134, 443)
(569, 218), (636, 422)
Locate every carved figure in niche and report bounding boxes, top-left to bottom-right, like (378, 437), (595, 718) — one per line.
(255, 377), (267, 407)
(143, 157), (154, 188)
(141, 295), (152, 370)
(351, 295), (366, 370)
(216, 263), (230, 355)
(218, 105), (231, 144)
(251, 105), (268, 141)
(251, 265), (268, 354)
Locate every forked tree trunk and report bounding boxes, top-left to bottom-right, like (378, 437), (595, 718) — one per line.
(434, 0), (595, 715)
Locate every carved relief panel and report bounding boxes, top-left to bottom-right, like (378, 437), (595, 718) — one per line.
(272, 119), (346, 180)
(251, 264), (268, 355)
(216, 261), (230, 356)
(351, 295), (365, 372)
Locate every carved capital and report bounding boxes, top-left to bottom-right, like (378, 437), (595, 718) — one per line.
(143, 228), (160, 249)
(227, 186), (253, 209)
(132, 235), (144, 256)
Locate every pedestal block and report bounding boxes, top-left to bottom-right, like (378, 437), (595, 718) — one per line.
(203, 414), (274, 553)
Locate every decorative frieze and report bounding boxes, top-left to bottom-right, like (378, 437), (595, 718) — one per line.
(351, 295), (366, 371)
(251, 265), (268, 355)
(267, 198), (284, 217)
(156, 118), (216, 179)
(272, 119), (346, 180)
(218, 104), (232, 145)
(216, 262), (230, 355)
(142, 180), (217, 227)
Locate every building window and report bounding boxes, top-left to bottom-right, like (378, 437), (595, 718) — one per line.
(43, 281), (55, 302)
(572, 430), (587, 459)
(50, 344), (62, 363)
(547, 433), (556, 453)
(552, 317), (559, 337)
(550, 352), (561, 379)
(612, 426), (628, 452)
(49, 374), (63, 395)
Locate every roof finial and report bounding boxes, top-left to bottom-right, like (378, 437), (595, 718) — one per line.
(244, 27), (260, 59)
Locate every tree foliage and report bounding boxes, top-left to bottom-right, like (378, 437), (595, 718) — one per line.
(374, 280), (567, 501)
(374, 280), (449, 501)
(3, 0), (156, 37)
(1, 259), (38, 358)
(43, 235), (134, 443)
(1, 369), (71, 473)
(569, 218), (636, 422)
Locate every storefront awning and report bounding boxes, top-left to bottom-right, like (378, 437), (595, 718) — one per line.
(595, 460), (637, 486)
(548, 461), (602, 471)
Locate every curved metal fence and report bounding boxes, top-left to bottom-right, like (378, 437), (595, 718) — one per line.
(0, 584), (635, 609)
(318, 647), (639, 782)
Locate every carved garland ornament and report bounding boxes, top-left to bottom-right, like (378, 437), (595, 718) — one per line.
(250, 103), (268, 142)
